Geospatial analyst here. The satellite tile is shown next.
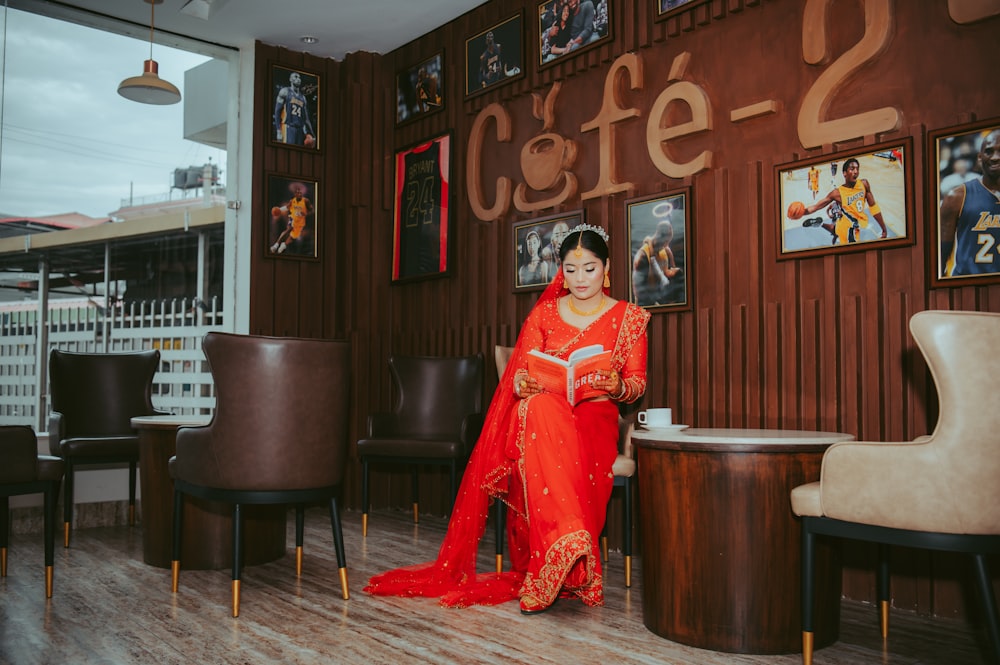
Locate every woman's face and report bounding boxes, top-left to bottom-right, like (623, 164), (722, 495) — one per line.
(526, 233), (541, 256)
(561, 247), (607, 300)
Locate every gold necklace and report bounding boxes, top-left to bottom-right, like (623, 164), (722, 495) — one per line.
(567, 295), (604, 316)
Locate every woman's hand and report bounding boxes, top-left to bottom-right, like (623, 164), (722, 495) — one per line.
(593, 370), (623, 398)
(515, 373), (543, 398)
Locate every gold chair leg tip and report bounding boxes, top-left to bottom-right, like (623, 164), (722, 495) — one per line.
(879, 599), (890, 638)
(339, 568), (349, 600)
(802, 631), (814, 665)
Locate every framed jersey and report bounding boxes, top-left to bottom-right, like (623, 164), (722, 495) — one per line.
(775, 137), (913, 260)
(392, 133), (452, 283)
(927, 117), (1000, 288)
(269, 64), (321, 152)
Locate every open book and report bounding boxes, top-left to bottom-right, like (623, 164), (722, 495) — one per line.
(527, 344), (613, 405)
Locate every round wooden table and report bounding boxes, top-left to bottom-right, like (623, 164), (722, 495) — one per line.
(633, 427), (853, 654)
(133, 415), (287, 570)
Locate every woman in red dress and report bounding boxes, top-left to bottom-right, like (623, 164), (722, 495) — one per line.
(365, 226), (650, 614)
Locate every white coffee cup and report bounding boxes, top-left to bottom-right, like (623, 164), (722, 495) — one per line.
(638, 407), (672, 428)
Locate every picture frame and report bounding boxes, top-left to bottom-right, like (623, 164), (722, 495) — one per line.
(626, 189), (691, 311)
(465, 12), (525, 98)
(926, 117), (1000, 287)
(265, 174), (319, 261)
(396, 52), (445, 125)
(268, 64), (321, 152)
(537, 0), (612, 69)
(655, 0), (710, 21)
(512, 210), (584, 292)
(775, 137), (914, 260)
(392, 132), (452, 283)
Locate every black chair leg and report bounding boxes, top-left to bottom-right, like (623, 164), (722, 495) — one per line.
(411, 467), (419, 523)
(801, 517), (816, 665)
(329, 497), (349, 600)
(128, 462), (137, 526)
(877, 543), (891, 638)
(232, 503), (244, 617)
(449, 461), (459, 514)
(1, 496), (8, 577)
(972, 553), (1000, 664)
(361, 459), (369, 536)
(43, 484), (56, 598)
(62, 462), (74, 547)
(622, 476), (633, 588)
(295, 506), (305, 575)
(495, 499), (505, 574)
(170, 489), (184, 592)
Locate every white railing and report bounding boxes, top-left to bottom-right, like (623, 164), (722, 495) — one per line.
(0, 297), (225, 429)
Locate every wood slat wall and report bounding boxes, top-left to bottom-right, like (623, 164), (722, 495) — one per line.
(248, 0), (1000, 617)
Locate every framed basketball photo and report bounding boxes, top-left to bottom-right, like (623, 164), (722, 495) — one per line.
(396, 52), (445, 125)
(512, 210), (584, 292)
(265, 174), (319, 261)
(268, 64), (320, 152)
(775, 138), (914, 260)
(465, 12), (525, 98)
(926, 117), (1000, 287)
(626, 189), (691, 312)
(537, 0), (611, 69)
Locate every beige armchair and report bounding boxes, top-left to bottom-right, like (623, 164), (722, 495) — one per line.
(790, 310), (1000, 665)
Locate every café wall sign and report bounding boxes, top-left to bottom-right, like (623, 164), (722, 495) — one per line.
(467, 0), (903, 222)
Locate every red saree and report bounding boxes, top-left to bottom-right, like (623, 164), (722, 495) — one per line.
(364, 271), (650, 608)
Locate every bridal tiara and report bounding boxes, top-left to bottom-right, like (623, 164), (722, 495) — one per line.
(559, 223), (609, 248)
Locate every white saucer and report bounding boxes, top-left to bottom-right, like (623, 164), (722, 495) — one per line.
(639, 424), (688, 432)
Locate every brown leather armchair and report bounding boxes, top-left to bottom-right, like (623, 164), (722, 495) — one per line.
(357, 353), (485, 536)
(791, 310), (1000, 665)
(1, 425), (64, 597)
(169, 332), (352, 617)
(48, 349), (164, 547)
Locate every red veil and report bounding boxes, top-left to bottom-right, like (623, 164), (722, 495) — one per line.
(364, 269), (581, 606)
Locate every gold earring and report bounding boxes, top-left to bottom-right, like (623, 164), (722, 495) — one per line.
(563, 279), (568, 290)
(603, 274), (610, 288)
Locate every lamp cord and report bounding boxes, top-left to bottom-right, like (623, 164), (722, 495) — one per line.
(148, 0), (155, 60)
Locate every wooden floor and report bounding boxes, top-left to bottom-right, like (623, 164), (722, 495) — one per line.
(0, 507), (993, 665)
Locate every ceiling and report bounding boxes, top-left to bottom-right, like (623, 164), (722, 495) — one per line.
(14, 0), (489, 60)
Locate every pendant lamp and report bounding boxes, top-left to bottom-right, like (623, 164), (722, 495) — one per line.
(117, 0), (181, 105)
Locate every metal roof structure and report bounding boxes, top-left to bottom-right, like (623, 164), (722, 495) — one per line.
(0, 205), (225, 298)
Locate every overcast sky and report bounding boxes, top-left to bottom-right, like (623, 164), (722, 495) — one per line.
(0, 8), (225, 219)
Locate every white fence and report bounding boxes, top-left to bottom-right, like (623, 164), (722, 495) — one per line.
(0, 297), (225, 429)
